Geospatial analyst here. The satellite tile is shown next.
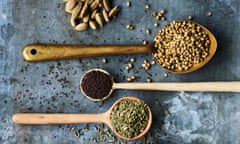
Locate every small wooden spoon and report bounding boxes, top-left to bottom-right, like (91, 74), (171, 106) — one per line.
(80, 69), (240, 101)
(12, 96), (152, 141)
(22, 21), (217, 73)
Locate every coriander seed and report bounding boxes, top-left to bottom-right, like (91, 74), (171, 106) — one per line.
(102, 58), (107, 63)
(126, 1), (131, 7)
(142, 40), (148, 45)
(161, 16), (166, 21)
(159, 9), (166, 15)
(127, 77), (132, 82)
(128, 63), (133, 69)
(145, 4), (150, 10)
(164, 72), (168, 77)
(152, 21), (211, 72)
(188, 15), (193, 20)
(206, 11), (212, 17)
(146, 78), (152, 83)
(146, 29), (151, 35)
(130, 58), (135, 62)
(126, 24), (134, 30)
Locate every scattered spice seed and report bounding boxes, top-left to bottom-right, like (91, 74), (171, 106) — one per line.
(164, 72), (168, 77)
(152, 12), (157, 17)
(128, 63), (133, 69)
(127, 77), (132, 82)
(154, 22), (159, 27)
(151, 60), (156, 65)
(126, 24), (134, 30)
(159, 9), (166, 15)
(206, 11), (212, 17)
(142, 60), (151, 70)
(154, 100), (161, 106)
(146, 29), (151, 35)
(142, 40), (148, 45)
(130, 75), (136, 80)
(161, 16), (166, 21)
(146, 78), (152, 83)
(188, 15), (193, 20)
(130, 58), (135, 62)
(102, 58), (107, 63)
(126, 1), (131, 7)
(145, 4), (150, 10)
(74, 131), (80, 137)
(70, 127), (75, 131)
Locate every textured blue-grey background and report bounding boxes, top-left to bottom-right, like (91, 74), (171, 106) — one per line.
(0, 0), (240, 143)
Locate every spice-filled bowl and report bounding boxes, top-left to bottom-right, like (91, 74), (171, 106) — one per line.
(152, 20), (217, 73)
(80, 68), (114, 101)
(12, 96), (152, 141)
(22, 20), (217, 73)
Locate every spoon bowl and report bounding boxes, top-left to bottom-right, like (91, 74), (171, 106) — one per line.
(22, 21), (217, 73)
(12, 96), (152, 141)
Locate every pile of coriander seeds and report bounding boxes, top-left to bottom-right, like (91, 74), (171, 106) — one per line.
(64, 0), (120, 31)
(153, 21), (211, 72)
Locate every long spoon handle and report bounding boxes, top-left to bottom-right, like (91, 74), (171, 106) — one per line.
(22, 44), (152, 62)
(12, 113), (108, 124)
(113, 82), (240, 92)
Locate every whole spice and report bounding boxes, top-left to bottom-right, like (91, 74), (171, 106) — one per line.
(109, 6), (120, 18)
(64, 0), (120, 31)
(89, 20), (97, 30)
(126, 24), (134, 30)
(153, 21), (210, 71)
(126, 1), (131, 7)
(74, 22), (88, 31)
(80, 70), (113, 99)
(103, 0), (111, 12)
(110, 99), (149, 138)
(65, 0), (77, 13)
(95, 13), (104, 27)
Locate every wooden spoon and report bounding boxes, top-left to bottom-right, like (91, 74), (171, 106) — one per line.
(12, 96), (152, 141)
(22, 21), (217, 73)
(80, 69), (240, 101)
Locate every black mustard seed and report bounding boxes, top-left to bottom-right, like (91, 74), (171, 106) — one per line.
(81, 70), (113, 99)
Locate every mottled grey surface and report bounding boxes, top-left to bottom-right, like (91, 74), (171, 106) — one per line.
(0, 0), (240, 144)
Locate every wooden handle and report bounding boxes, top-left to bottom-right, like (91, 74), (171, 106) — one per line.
(113, 82), (240, 92)
(22, 44), (152, 62)
(12, 113), (109, 124)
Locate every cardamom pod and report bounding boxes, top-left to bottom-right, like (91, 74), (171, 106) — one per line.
(102, 9), (109, 22)
(65, 0), (77, 13)
(74, 23), (88, 31)
(109, 6), (120, 18)
(91, 10), (97, 19)
(103, 0), (111, 12)
(89, 20), (97, 30)
(71, 2), (83, 27)
(79, 0), (89, 18)
(95, 13), (104, 27)
(90, 0), (99, 11)
(83, 13), (90, 23)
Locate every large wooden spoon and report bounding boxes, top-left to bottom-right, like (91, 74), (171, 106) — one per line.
(12, 96), (152, 141)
